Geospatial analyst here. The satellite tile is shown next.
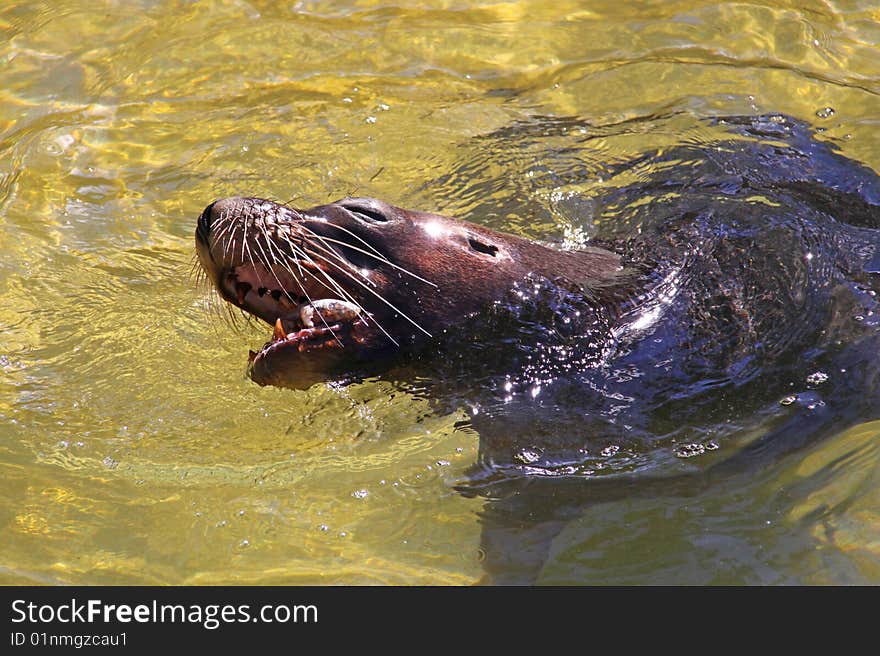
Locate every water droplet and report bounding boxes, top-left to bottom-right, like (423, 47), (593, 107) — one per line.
(515, 449), (541, 464)
(675, 444), (705, 458)
(815, 107), (835, 119)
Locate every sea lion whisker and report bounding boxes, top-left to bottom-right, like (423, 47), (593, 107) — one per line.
(283, 245), (380, 341)
(240, 215), (251, 267)
(188, 254), (207, 284)
(300, 220), (384, 260)
(273, 237), (403, 347)
(307, 250), (432, 338)
(298, 238), (433, 341)
(282, 238), (374, 308)
(257, 238), (348, 347)
(290, 238), (431, 339)
(212, 211), (243, 261)
(305, 235), (437, 288)
(255, 236), (318, 305)
(211, 225), (231, 259)
(221, 297), (244, 331)
(298, 221), (406, 281)
(280, 239), (353, 300)
(218, 224), (239, 263)
(250, 225), (284, 288)
(299, 239), (377, 287)
(230, 237), (343, 346)
(306, 262), (404, 346)
(298, 220), (438, 287)
(286, 248), (405, 347)
(277, 234), (369, 307)
(241, 236), (263, 293)
(209, 214), (236, 251)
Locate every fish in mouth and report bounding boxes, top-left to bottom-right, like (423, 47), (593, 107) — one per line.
(194, 195), (627, 388)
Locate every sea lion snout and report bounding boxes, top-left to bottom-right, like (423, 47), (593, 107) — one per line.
(195, 197), (258, 250)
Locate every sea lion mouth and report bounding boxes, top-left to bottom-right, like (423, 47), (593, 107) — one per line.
(214, 256), (376, 370)
(247, 295), (372, 365)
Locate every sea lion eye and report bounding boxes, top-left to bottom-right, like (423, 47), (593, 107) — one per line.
(341, 202), (390, 224)
(467, 236), (498, 257)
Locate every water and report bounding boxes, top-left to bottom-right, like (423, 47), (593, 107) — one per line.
(2, 0), (879, 584)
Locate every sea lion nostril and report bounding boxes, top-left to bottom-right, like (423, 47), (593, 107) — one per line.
(196, 201), (217, 243)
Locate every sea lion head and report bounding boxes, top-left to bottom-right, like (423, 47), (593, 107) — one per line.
(195, 196), (626, 388)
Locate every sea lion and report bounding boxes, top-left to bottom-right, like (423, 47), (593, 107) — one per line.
(195, 195), (636, 390)
(195, 114), (880, 582)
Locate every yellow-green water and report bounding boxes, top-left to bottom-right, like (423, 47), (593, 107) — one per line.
(2, 0), (879, 585)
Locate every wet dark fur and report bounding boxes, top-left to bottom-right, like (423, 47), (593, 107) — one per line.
(196, 115), (880, 583)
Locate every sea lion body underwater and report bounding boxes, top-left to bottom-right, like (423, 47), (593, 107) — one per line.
(195, 114), (880, 490)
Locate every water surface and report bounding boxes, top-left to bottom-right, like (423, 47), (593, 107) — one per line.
(2, 0), (879, 584)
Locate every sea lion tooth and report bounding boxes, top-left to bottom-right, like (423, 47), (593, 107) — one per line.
(274, 318), (287, 340)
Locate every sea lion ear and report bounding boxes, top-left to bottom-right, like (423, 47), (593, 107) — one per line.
(466, 234), (499, 257)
